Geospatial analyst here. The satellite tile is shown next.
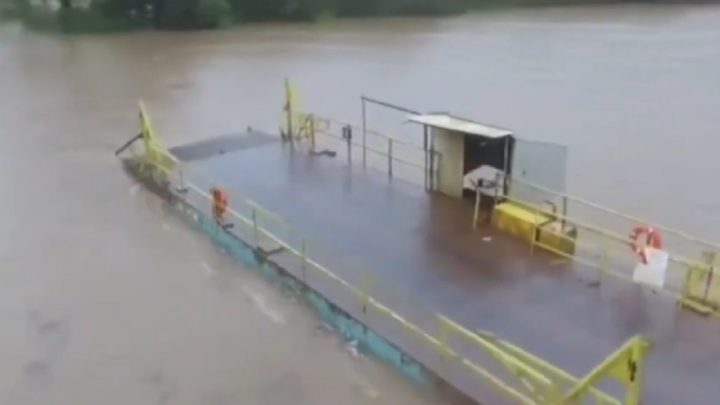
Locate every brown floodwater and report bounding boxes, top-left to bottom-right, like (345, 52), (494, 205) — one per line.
(0, 3), (719, 404)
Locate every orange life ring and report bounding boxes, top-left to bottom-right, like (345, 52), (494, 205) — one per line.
(629, 225), (663, 264)
(211, 186), (229, 222)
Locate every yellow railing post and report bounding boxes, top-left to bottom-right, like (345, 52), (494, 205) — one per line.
(360, 273), (372, 317)
(437, 315), (451, 362)
(701, 251), (716, 304)
(388, 138), (393, 178)
(681, 263), (694, 306)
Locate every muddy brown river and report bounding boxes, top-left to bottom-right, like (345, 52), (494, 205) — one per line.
(1, 3), (719, 404)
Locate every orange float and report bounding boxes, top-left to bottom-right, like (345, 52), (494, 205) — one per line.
(629, 225), (663, 264)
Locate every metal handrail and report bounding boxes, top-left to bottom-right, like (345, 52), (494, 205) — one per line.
(509, 176), (720, 253)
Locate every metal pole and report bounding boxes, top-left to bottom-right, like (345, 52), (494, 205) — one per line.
(285, 80), (294, 143)
(345, 125), (352, 165)
(362, 95), (421, 115)
(251, 207), (259, 248)
(310, 114), (316, 150)
(473, 186), (480, 230)
(388, 139), (393, 179)
(493, 171), (501, 212)
(362, 97), (367, 168)
(423, 125), (429, 191)
(502, 136), (510, 195)
(429, 129), (436, 191)
(361, 273), (372, 316)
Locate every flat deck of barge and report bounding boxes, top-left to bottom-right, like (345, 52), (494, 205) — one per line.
(167, 131), (720, 405)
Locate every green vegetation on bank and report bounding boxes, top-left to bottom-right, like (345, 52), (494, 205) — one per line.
(1, 0), (19, 20)
(5, 0), (463, 31)
(0, 0), (700, 33)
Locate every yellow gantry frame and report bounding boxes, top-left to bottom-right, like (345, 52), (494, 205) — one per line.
(139, 100), (177, 174)
(439, 316), (650, 405)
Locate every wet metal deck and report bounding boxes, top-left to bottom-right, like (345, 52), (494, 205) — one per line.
(174, 133), (720, 405)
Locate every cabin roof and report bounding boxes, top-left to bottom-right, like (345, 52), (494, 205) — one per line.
(408, 113), (513, 139)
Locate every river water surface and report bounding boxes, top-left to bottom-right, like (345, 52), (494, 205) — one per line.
(1, 4), (719, 404)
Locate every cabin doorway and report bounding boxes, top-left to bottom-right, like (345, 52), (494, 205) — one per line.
(462, 134), (513, 218)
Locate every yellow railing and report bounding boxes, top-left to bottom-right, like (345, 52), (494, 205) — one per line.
(292, 112), (440, 190)
(500, 177), (720, 315)
(122, 101), (652, 405)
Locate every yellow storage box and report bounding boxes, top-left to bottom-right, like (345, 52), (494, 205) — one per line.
(492, 202), (576, 257)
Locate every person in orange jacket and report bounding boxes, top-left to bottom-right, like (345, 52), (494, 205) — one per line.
(211, 186), (229, 225)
